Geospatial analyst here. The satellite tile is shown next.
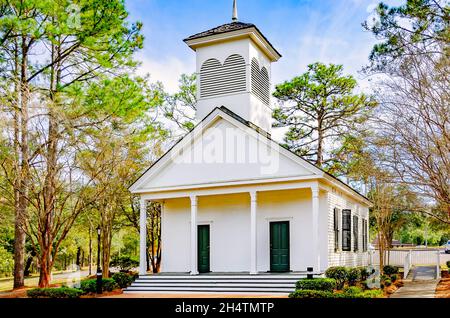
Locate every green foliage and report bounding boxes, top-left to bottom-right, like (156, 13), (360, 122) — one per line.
(289, 290), (336, 299)
(383, 265), (399, 275)
(384, 279), (392, 287)
(159, 73), (197, 133)
(325, 266), (349, 289)
(446, 261), (450, 269)
(295, 278), (336, 292)
(347, 268), (361, 286)
(0, 246), (13, 277)
(363, 0), (449, 70)
(80, 278), (118, 294)
(343, 286), (363, 296)
(358, 267), (370, 281)
(273, 62), (376, 171)
(290, 288), (384, 299)
(27, 287), (83, 299)
(390, 274), (398, 282)
(112, 272), (135, 289)
(110, 256), (139, 272)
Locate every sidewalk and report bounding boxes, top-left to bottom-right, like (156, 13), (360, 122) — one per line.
(390, 266), (439, 298)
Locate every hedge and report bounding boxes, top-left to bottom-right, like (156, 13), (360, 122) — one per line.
(112, 272), (135, 289)
(80, 278), (118, 294)
(289, 290), (336, 299)
(325, 267), (348, 289)
(290, 287), (384, 299)
(27, 287), (83, 299)
(295, 278), (336, 292)
(383, 265), (399, 275)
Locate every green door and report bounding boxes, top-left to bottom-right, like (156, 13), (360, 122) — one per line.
(270, 221), (290, 272)
(198, 225), (210, 273)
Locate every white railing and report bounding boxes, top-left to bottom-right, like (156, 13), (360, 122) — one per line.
(371, 248), (446, 266)
(404, 250), (412, 279)
(436, 250), (441, 279)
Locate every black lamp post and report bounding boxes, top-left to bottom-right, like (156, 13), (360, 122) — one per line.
(96, 226), (102, 294)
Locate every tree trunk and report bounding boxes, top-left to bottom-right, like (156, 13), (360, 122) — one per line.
(76, 247), (81, 267)
(13, 37), (30, 290)
(38, 248), (52, 288)
(316, 118), (324, 167)
(37, 40), (60, 288)
(88, 225), (92, 275)
(24, 255), (34, 277)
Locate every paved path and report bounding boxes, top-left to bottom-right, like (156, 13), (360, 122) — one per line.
(0, 270), (90, 292)
(391, 266), (439, 298)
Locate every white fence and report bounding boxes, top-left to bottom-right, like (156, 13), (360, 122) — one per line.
(369, 248), (444, 279)
(369, 248), (446, 267)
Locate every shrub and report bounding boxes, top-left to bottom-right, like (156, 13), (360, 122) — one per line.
(110, 256), (139, 272)
(325, 267), (348, 289)
(289, 290), (335, 299)
(358, 267), (370, 281)
(384, 279), (392, 287)
(446, 261), (450, 269)
(383, 265), (399, 275)
(27, 287), (83, 299)
(347, 268), (361, 286)
(290, 288), (384, 299)
(357, 289), (384, 298)
(390, 274), (398, 282)
(80, 278), (118, 294)
(112, 272), (135, 289)
(295, 278), (336, 292)
(343, 286), (363, 296)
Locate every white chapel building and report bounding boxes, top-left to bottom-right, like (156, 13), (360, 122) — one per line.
(129, 2), (371, 286)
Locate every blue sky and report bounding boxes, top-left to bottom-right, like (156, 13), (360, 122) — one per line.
(125, 0), (398, 93)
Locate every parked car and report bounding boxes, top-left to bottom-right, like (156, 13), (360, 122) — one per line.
(445, 240), (450, 254)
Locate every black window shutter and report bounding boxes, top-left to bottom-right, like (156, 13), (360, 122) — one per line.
(362, 219), (367, 252)
(342, 210), (351, 251)
(353, 215), (359, 252)
(334, 208), (339, 252)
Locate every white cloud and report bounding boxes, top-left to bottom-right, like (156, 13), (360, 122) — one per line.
(136, 54), (195, 93)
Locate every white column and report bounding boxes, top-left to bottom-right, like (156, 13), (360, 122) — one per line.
(311, 186), (320, 272)
(139, 198), (147, 275)
(250, 191), (258, 275)
(190, 195), (199, 275)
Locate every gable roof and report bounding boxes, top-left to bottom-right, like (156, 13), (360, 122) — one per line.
(129, 106), (370, 204)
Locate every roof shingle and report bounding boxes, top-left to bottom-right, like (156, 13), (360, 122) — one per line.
(184, 22), (255, 41)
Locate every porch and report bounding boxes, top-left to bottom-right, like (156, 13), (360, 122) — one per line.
(137, 180), (325, 276)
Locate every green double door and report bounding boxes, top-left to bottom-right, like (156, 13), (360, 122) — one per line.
(197, 225), (210, 273)
(270, 221), (290, 272)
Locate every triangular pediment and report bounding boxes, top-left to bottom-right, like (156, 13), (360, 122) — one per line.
(130, 108), (323, 193)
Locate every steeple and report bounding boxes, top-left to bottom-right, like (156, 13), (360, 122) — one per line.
(232, 0), (238, 22)
(184, 4), (282, 133)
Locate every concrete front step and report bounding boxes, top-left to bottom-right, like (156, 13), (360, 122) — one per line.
(124, 274), (306, 294)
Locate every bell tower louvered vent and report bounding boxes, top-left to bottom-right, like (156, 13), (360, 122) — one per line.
(200, 54), (246, 98)
(251, 58), (270, 105)
(184, 19), (281, 133)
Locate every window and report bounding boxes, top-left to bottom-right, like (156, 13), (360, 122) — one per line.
(333, 208), (340, 252)
(353, 215), (359, 252)
(342, 209), (351, 251)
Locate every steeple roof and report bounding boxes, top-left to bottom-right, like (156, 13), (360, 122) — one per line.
(184, 21), (255, 41)
(183, 21), (282, 61)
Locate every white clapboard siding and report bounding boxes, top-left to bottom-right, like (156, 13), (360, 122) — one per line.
(251, 58), (270, 105)
(200, 54), (246, 98)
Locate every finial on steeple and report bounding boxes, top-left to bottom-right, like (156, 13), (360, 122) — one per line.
(232, 0), (238, 22)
